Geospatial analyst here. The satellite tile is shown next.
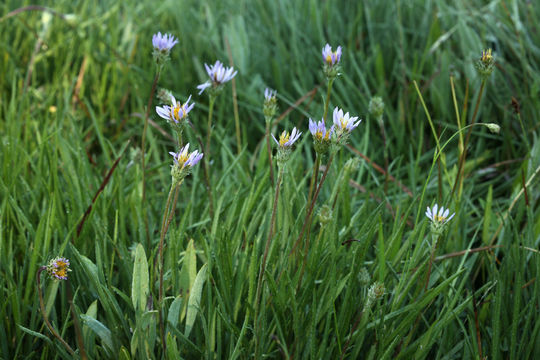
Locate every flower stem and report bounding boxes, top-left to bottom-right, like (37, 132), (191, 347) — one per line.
(37, 267), (75, 356)
(204, 95), (216, 217)
(157, 182), (180, 354)
(265, 119), (275, 187)
(322, 78), (334, 122)
(254, 167), (284, 358)
(451, 79), (486, 201)
(290, 153), (334, 257)
(141, 68), (162, 252)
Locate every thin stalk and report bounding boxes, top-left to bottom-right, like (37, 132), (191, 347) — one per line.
(37, 267), (75, 356)
(378, 116), (389, 194)
(450, 76), (463, 155)
(187, 119), (214, 217)
(157, 182), (178, 353)
(423, 234), (440, 291)
(67, 284), (87, 360)
(306, 155), (321, 213)
(141, 68), (162, 251)
(516, 112), (531, 155)
(254, 168), (284, 358)
(204, 96), (216, 217)
(265, 119), (275, 187)
(322, 78), (334, 122)
(451, 79), (486, 200)
(290, 153), (335, 257)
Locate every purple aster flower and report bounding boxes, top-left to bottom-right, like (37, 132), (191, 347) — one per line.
(308, 118), (333, 140)
(322, 44), (342, 66)
(332, 107), (361, 133)
(426, 204), (455, 226)
(197, 60), (237, 95)
(152, 32), (178, 52)
(264, 88), (276, 102)
(169, 143), (204, 169)
(272, 127), (302, 148)
(46, 257), (71, 280)
(156, 94), (195, 123)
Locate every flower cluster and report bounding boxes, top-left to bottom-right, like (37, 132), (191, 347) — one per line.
(263, 88), (278, 120)
(309, 119), (333, 154)
(156, 94), (195, 134)
(272, 127), (302, 164)
(46, 257), (71, 281)
(170, 143), (204, 184)
(426, 203), (455, 235)
(152, 32), (178, 65)
(197, 60), (238, 96)
(322, 43), (342, 79)
(475, 48), (495, 79)
(368, 96), (385, 124)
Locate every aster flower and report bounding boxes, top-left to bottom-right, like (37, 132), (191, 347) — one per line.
(271, 127), (302, 165)
(333, 107), (361, 133)
(475, 48), (495, 79)
(152, 32), (178, 65)
(263, 88), (278, 120)
(322, 44), (342, 79)
(197, 60), (237, 95)
(46, 257), (71, 281)
(425, 204), (455, 225)
(309, 118), (333, 154)
(322, 44), (342, 66)
(426, 203), (455, 235)
(169, 143), (204, 184)
(264, 88), (276, 102)
(169, 143), (203, 169)
(272, 127), (302, 148)
(152, 32), (178, 52)
(156, 94), (195, 124)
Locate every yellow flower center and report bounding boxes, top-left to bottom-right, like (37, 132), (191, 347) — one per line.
(481, 49), (492, 62)
(435, 215), (445, 222)
(279, 131), (290, 146)
(171, 105), (186, 121)
(326, 54), (332, 64)
(54, 260), (69, 278)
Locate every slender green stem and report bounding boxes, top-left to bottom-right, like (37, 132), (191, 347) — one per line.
(290, 153), (334, 257)
(37, 267), (75, 356)
(423, 234), (440, 291)
(254, 168), (284, 358)
(307, 155), (320, 212)
(204, 96), (216, 217)
(265, 120), (275, 187)
(157, 182), (178, 354)
(322, 78), (334, 122)
(516, 112), (531, 155)
(451, 79), (486, 200)
(67, 283), (87, 360)
(141, 68), (162, 252)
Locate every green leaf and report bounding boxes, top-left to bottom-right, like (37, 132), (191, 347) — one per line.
(178, 239), (197, 320)
(80, 314), (114, 353)
(131, 243), (149, 312)
(185, 263), (208, 338)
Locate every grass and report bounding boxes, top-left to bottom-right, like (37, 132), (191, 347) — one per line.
(1, 0), (539, 358)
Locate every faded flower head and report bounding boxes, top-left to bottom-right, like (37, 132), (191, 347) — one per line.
(263, 88), (278, 120)
(318, 204), (333, 225)
(322, 43), (342, 79)
(152, 32), (178, 65)
(272, 127), (302, 164)
(365, 281), (385, 311)
(475, 48), (495, 79)
(485, 123), (500, 134)
(46, 257), (71, 281)
(197, 60), (237, 95)
(309, 118), (333, 154)
(426, 203), (455, 235)
(156, 94), (195, 124)
(322, 44), (342, 66)
(170, 143), (204, 184)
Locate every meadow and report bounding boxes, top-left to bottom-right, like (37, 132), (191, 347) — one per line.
(1, 0), (539, 359)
